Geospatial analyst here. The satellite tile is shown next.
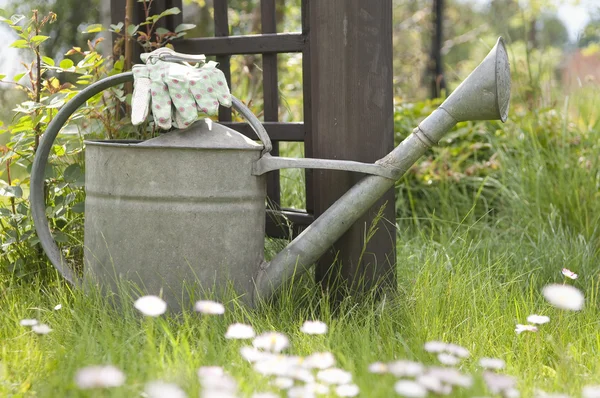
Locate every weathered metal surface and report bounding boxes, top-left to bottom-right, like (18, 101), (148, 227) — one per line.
(253, 154), (398, 179)
(84, 123), (266, 309)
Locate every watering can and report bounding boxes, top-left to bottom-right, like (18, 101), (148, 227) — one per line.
(30, 38), (510, 309)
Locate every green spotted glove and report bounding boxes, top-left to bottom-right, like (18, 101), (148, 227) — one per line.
(131, 48), (232, 130)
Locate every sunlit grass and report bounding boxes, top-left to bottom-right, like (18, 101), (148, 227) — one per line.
(1, 207), (600, 397)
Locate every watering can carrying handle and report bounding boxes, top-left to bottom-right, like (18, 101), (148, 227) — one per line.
(30, 72), (272, 285)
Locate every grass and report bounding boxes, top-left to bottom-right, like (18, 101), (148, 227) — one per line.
(2, 83), (600, 397)
(1, 217), (599, 397)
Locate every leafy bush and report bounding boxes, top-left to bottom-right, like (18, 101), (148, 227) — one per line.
(0, 5), (194, 278)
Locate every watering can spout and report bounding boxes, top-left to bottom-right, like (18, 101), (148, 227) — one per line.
(254, 37), (511, 303)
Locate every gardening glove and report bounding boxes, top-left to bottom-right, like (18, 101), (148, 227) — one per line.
(131, 48), (232, 130)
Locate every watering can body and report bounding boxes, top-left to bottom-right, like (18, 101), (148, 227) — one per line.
(84, 122), (266, 309)
(30, 38), (511, 309)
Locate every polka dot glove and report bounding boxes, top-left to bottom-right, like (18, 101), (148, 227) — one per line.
(131, 51), (231, 130)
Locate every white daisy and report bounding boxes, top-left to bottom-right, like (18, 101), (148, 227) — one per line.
(20, 319), (38, 327)
(394, 380), (428, 397)
(272, 376), (295, 389)
(254, 356), (295, 377)
(286, 367), (315, 384)
(197, 366), (224, 379)
(287, 385), (316, 398)
(527, 314), (550, 324)
(387, 360), (424, 377)
(444, 343), (469, 359)
(316, 368), (352, 385)
(582, 385), (600, 398)
(253, 332), (290, 353)
(75, 365), (126, 389)
(561, 268), (578, 280)
(437, 353), (460, 366)
(240, 346), (273, 363)
(252, 393), (279, 398)
(515, 324), (538, 334)
(194, 300), (225, 315)
(303, 352), (336, 370)
(225, 323), (255, 339)
(300, 320), (327, 335)
(368, 362), (388, 374)
(32, 324), (52, 335)
(144, 381), (186, 398)
(482, 371), (516, 394)
(306, 383), (329, 395)
(479, 357), (506, 370)
(336, 384), (359, 397)
(416, 373), (448, 394)
(134, 295), (167, 317)
(424, 340), (447, 353)
(542, 284), (584, 311)
(427, 367), (473, 388)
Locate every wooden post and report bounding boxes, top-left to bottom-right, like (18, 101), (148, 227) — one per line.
(309, 1), (396, 298)
(430, 0), (445, 98)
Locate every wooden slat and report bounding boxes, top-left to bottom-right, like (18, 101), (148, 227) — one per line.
(175, 33), (305, 55)
(430, 0), (446, 98)
(164, 0), (184, 31)
(266, 209), (314, 239)
(222, 122), (304, 141)
(214, 0), (232, 122)
(262, 0), (281, 208)
(301, 0), (313, 213)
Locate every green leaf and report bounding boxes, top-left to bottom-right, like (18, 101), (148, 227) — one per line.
(0, 185), (23, 198)
(63, 164), (83, 183)
(13, 72), (25, 82)
(30, 35), (49, 46)
(9, 39), (28, 48)
(41, 56), (54, 66)
(156, 27), (170, 36)
(0, 74), (5, 80)
(82, 23), (103, 33)
(158, 7), (181, 18)
(175, 23), (196, 33)
(59, 59), (74, 69)
(109, 22), (124, 33)
(53, 145), (66, 157)
(127, 24), (139, 36)
(53, 231), (69, 243)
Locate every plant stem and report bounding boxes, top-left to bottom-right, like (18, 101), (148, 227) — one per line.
(33, 10), (42, 154)
(6, 160), (16, 217)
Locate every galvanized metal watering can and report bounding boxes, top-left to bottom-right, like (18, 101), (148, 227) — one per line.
(31, 38), (511, 309)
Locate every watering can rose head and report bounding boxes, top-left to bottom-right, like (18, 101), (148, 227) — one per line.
(131, 48), (232, 130)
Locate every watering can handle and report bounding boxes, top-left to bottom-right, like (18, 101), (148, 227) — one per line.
(30, 72), (272, 285)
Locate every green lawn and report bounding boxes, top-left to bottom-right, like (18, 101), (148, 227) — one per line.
(2, 76), (600, 398)
(1, 215), (599, 397)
